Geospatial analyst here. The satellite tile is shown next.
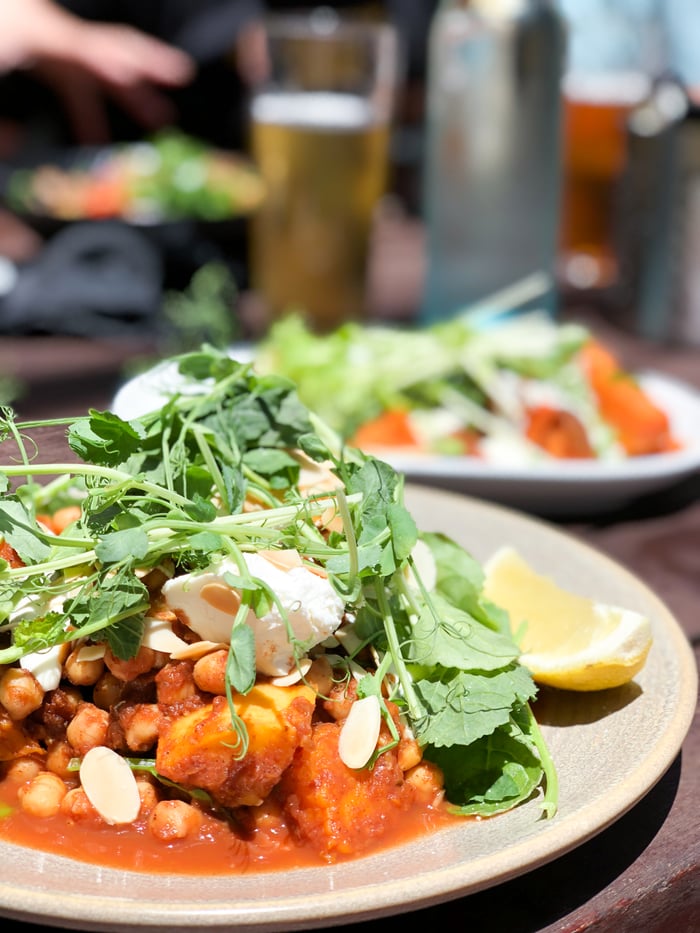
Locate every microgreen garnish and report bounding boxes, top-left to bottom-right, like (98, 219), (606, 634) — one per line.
(0, 345), (557, 817)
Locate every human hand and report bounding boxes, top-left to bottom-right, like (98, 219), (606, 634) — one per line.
(0, 0), (195, 143)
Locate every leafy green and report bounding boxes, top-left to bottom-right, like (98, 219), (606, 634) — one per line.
(0, 344), (557, 820)
(254, 310), (622, 461)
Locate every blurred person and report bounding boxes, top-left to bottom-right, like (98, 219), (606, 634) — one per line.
(0, 0), (196, 145)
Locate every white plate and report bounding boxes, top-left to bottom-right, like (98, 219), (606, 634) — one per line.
(111, 350), (700, 515)
(0, 487), (696, 932)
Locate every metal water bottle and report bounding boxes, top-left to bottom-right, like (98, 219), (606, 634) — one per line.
(420, 0), (566, 323)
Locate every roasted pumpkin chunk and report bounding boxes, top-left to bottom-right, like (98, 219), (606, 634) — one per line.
(156, 683), (315, 807)
(278, 720), (416, 861)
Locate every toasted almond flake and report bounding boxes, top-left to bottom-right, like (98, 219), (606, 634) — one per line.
(199, 582), (242, 615)
(141, 617), (190, 654)
(270, 657), (313, 686)
(349, 659), (369, 681)
(76, 643), (106, 662)
(292, 451), (340, 494)
(333, 624), (363, 655)
(79, 746), (141, 825)
(258, 548), (303, 572)
(338, 695), (381, 769)
(170, 639), (228, 661)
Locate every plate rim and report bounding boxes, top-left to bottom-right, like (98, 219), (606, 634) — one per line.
(0, 487), (696, 931)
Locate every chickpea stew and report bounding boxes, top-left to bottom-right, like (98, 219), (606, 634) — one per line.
(0, 347), (556, 872)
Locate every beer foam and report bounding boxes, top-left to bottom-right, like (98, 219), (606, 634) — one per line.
(251, 91), (376, 130)
(563, 70), (652, 106)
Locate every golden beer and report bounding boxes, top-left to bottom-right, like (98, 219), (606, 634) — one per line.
(250, 91), (390, 331)
(558, 72), (651, 291)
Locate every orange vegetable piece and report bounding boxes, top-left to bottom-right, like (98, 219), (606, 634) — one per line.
(579, 340), (679, 456)
(525, 406), (594, 459)
(0, 539), (23, 567)
(36, 506), (82, 536)
(351, 409), (421, 450)
(82, 177), (129, 219)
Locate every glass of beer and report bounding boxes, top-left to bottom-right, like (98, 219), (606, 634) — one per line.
(556, 3), (666, 294)
(248, 8), (399, 332)
(558, 70), (652, 293)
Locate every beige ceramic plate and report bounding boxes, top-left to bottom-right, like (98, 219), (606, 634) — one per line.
(0, 488), (696, 932)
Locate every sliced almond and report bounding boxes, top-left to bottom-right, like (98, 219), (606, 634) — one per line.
(141, 616), (190, 654)
(338, 695), (381, 770)
(270, 657), (313, 686)
(333, 624), (363, 655)
(76, 643), (106, 663)
(170, 639), (228, 661)
(79, 746), (141, 825)
(292, 451), (340, 494)
(258, 548), (303, 572)
(199, 582), (242, 615)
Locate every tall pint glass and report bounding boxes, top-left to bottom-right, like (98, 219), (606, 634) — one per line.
(558, 71), (652, 292)
(249, 10), (398, 332)
(556, 3), (665, 293)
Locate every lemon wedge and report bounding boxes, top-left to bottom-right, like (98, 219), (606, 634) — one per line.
(483, 546), (653, 691)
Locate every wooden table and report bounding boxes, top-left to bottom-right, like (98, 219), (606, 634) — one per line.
(1, 210), (698, 933)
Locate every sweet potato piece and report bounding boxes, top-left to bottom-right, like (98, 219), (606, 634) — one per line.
(156, 683), (315, 808)
(579, 340), (679, 455)
(278, 719), (416, 861)
(525, 406), (594, 458)
(351, 409), (421, 450)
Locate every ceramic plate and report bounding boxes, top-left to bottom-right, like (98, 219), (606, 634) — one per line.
(0, 488), (696, 932)
(112, 353), (700, 515)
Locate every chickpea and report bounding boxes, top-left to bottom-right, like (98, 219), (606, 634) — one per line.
(45, 739), (76, 780)
(120, 703), (160, 752)
(155, 661), (197, 705)
(397, 735), (422, 773)
(92, 671), (123, 710)
(65, 702), (109, 756)
(104, 645), (158, 682)
(148, 799), (202, 841)
(64, 648), (104, 687)
(0, 667), (44, 720)
(3, 756), (43, 785)
(136, 777), (159, 816)
(405, 761), (445, 805)
(18, 771), (67, 818)
(192, 649), (227, 695)
(60, 786), (98, 820)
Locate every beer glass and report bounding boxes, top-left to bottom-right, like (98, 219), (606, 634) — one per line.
(557, 4), (665, 293)
(249, 9), (398, 332)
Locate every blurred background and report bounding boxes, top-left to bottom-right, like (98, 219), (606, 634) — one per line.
(0, 0), (698, 352)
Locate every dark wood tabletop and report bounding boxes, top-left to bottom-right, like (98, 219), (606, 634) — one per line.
(0, 208), (698, 933)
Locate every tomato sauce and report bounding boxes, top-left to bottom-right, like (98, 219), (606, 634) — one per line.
(0, 781), (456, 874)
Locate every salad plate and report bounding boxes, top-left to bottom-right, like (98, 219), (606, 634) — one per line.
(0, 486), (696, 932)
(112, 350), (700, 515)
